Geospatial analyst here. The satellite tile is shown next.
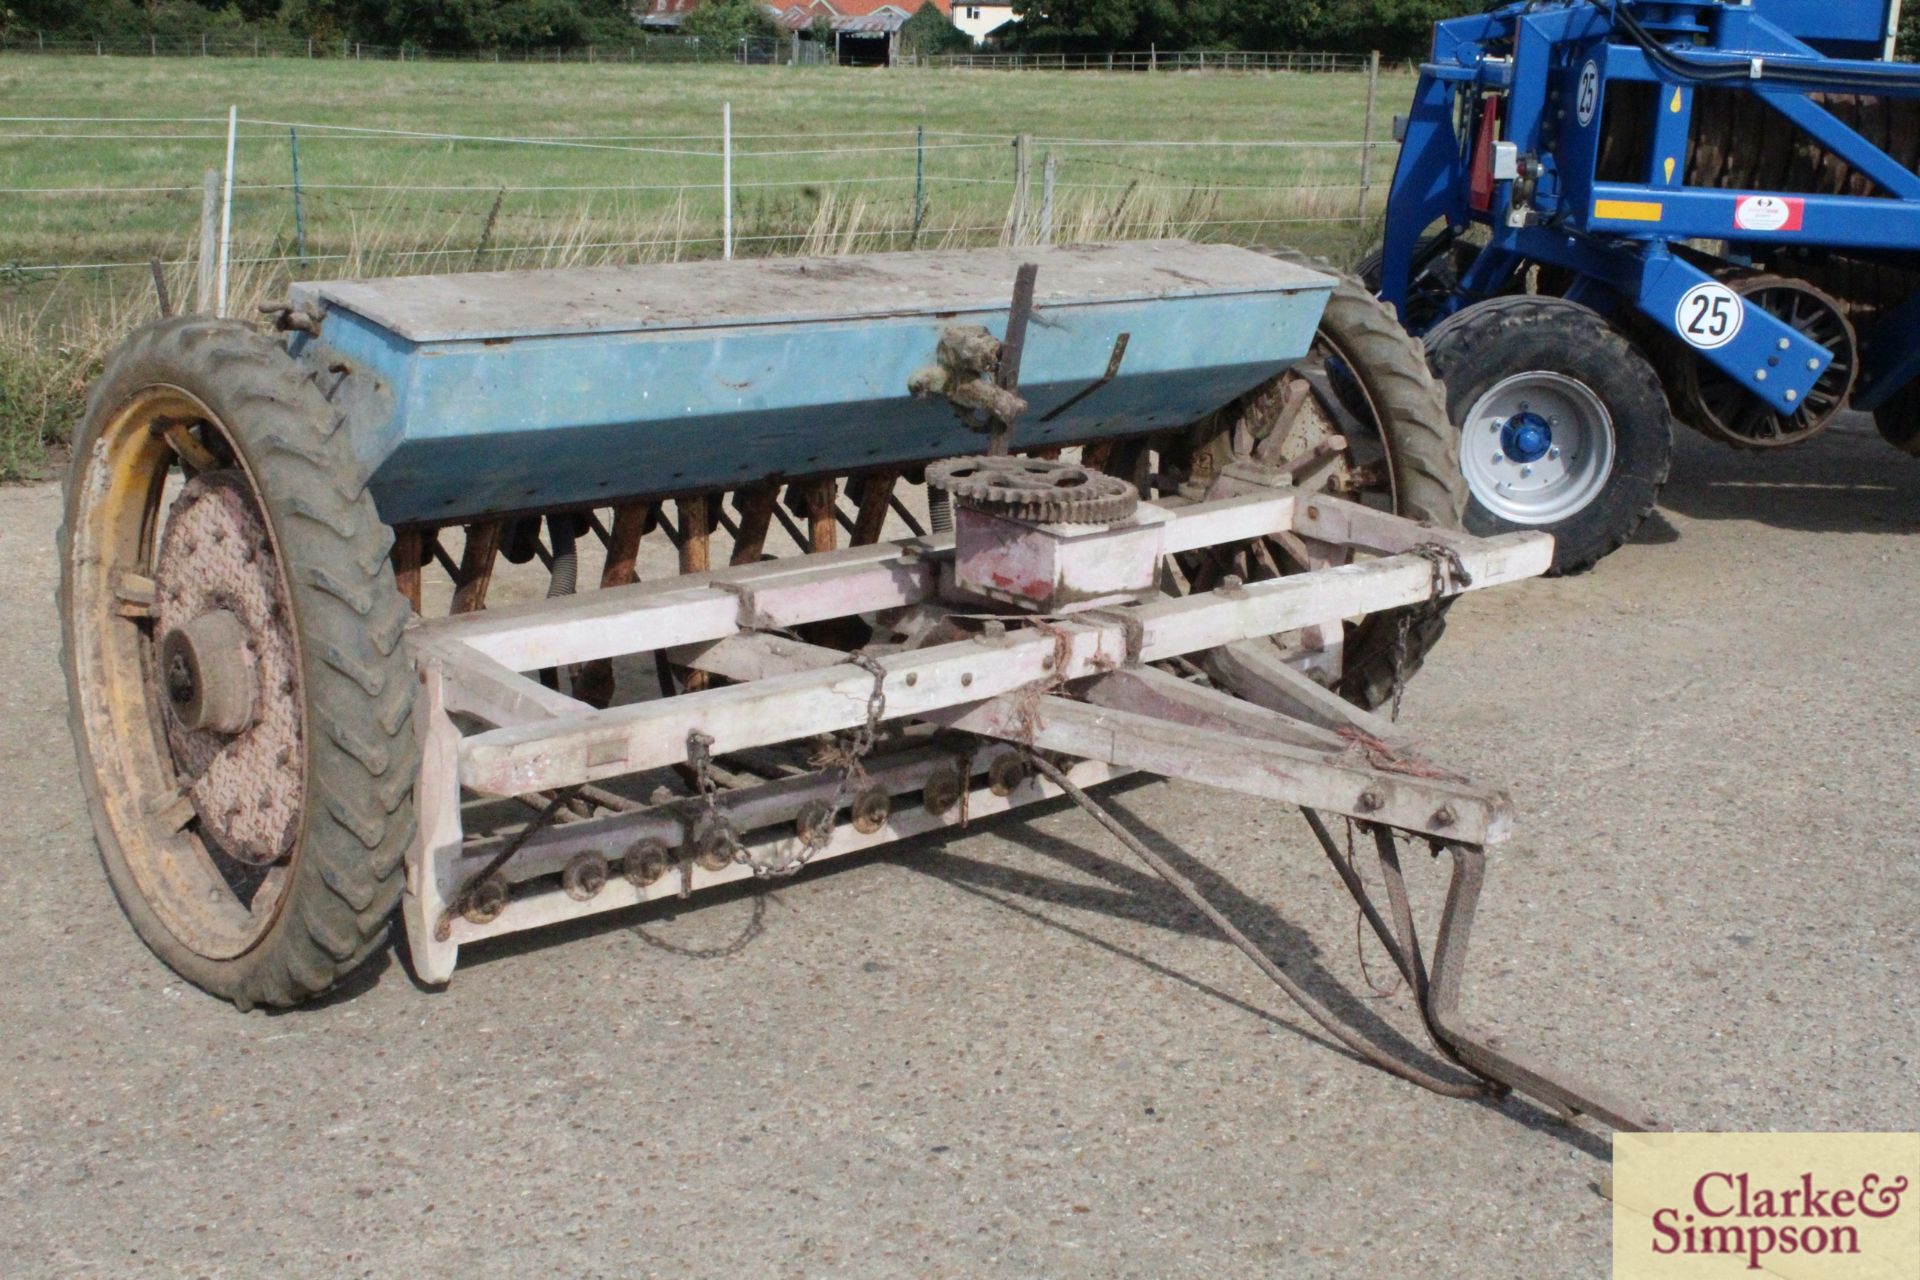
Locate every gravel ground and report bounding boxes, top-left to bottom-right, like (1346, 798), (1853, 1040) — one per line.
(2, 419), (1915, 1279)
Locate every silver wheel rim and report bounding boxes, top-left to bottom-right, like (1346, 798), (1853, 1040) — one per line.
(1459, 371), (1615, 525)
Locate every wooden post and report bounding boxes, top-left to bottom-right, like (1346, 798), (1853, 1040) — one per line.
(1358, 50), (1381, 217)
(913, 124), (926, 242)
(1006, 132), (1032, 245)
(289, 127), (306, 265)
(196, 170), (219, 314)
(1039, 151), (1056, 244)
(217, 105), (236, 316)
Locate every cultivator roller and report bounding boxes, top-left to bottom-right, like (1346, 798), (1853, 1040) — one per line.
(60, 241), (1655, 1129)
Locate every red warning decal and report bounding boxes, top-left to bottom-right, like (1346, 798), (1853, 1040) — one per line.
(1733, 195), (1804, 232)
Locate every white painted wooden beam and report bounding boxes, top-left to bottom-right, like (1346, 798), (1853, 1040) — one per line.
(455, 533), (1547, 798)
(932, 693), (1512, 844)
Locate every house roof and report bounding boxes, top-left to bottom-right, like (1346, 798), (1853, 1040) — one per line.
(770, 0), (942, 31)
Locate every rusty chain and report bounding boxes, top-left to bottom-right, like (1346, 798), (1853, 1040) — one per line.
(1388, 541), (1473, 722)
(684, 651), (889, 879)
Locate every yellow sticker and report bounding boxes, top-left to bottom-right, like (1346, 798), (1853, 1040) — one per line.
(1595, 198), (1665, 222)
(1671, 87), (1684, 113)
(1664, 157), (1676, 183)
(1613, 1132), (1920, 1279)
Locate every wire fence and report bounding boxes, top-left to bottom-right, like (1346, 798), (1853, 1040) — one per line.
(0, 32), (1387, 73)
(0, 31), (818, 65)
(920, 49), (1374, 73)
(0, 93), (1397, 306)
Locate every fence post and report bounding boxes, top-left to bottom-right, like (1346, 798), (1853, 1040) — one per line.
(197, 171), (219, 314)
(1358, 50), (1380, 217)
(290, 127), (307, 265)
(151, 34), (156, 56)
(1149, 43), (1157, 72)
(722, 102), (734, 260)
(218, 106), (237, 315)
(308, 37), (313, 58)
(913, 124), (926, 241)
(1039, 151), (1056, 244)
(1006, 132), (1032, 244)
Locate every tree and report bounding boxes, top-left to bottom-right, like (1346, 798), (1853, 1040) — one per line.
(901, 1), (970, 55)
(682, 0), (778, 52)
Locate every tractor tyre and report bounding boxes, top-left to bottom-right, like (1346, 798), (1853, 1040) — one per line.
(1424, 296), (1672, 575)
(1198, 250), (1466, 710)
(1873, 384), (1920, 456)
(59, 316), (418, 1009)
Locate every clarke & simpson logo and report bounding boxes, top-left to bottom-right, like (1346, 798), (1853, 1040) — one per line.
(1613, 1133), (1920, 1280)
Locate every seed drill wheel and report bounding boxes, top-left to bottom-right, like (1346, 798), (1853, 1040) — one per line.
(60, 317), (418, 1009)
(1140, 252), (1468, 710)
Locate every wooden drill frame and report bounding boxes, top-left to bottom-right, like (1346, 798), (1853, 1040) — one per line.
(399, 478), (1662, 1128)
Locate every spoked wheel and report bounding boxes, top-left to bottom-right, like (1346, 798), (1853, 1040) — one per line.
(1672, 277), (1858, 450)
(1105, 252), (1467, 711)
(61, 317), (417, 1008)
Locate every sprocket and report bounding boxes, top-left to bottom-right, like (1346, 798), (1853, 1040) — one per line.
(926, 455), (1139, 525)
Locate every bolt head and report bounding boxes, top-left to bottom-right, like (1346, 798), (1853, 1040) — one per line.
(1493, 452), (1505, 464)
(1754, 370), (1768, 382)
(1520, 465), (1533, 478)
(1548, 446), (1561, 460)
(1784, 389), (1798, 403)
(1808, 358), (1820, 371)
(1777, 337), (1790, 350)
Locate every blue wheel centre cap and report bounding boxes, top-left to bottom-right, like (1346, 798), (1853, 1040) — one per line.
(1500, 411), (1552, 465)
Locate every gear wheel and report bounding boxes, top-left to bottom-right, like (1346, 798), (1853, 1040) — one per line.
(926, 455), (1138, 525)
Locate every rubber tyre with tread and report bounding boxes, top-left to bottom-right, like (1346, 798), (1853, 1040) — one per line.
(1423, 295), (1672, 575)
(1874, 383), (1920, 456)
(59, 316), (419, 1009)
(1258, 250), (1469, 709)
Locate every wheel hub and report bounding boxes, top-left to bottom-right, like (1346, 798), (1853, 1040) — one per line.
(1460, 372), (1615, 526)
(159, 610), (257, 734)
(1499, 412), (1552, 464)
(152, 472), (304, 866)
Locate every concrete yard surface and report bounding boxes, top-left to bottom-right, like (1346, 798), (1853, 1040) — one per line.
(1, 419), (1916, 1277)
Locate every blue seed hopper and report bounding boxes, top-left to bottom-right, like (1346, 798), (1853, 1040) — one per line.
(287, 242), (1329, 524)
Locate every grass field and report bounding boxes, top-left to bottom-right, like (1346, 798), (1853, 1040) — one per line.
(0, 55), (1410, 476)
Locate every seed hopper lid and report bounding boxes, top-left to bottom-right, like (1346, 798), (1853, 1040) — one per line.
(290, 240), (1331, 345)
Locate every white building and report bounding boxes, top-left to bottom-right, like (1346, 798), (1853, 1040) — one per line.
(950, 2), (1018, 45)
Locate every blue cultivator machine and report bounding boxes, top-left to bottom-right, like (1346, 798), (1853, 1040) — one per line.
(1375, 0), (1920, 571)
(59, 239), (1658, 1131)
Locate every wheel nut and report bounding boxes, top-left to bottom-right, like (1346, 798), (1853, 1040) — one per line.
(850, 785), (892, 834)
(562, 851), (609, 901)
(1356, 790), (1385, 814)
(922, 763), (964, 816)
(988, 753), (1029, 797)
(623, 838), (672, 888)
(795, 799), (836, 845)
(461, 874), (510, 925)
(689, 816), (738, 872)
